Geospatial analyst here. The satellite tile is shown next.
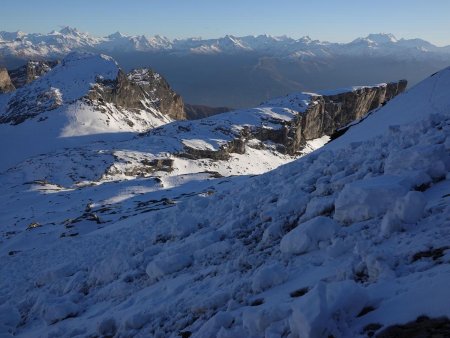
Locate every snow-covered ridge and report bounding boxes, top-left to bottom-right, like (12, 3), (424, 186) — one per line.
(0, 64), (449, 337)
(1, 27), (449, 59)
(0, 52), (185, 171)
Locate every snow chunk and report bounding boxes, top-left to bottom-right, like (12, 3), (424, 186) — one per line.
(196, 311), (234, 337)
(334, 175), (408, 223)
(145, 253), (193, 279)
(384, 144), (448, 180)
(97, 317), (117, 337)
(381, 191), (426, 236)
(289, 281), (367, 338)
(242, 305), (290, 335)
(124, 312), (152, 330)
(42, 301), (79, 324)
(394, 190), (427, 223)
(251, 263), (287, 293)
(280, 216), (339, 255)
(302, 196), (335, 221)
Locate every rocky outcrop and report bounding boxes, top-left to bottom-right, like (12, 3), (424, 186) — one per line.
(277, 80), (408, 154)
(105, 158), (174, 177)
(0, 68), (15, 93)
(178, 81), (407, 159)
(9, 60), (59, 88)
(1, 58), (186, 126)
(185, 104), (231, 120)
(89, 68), (185, 120)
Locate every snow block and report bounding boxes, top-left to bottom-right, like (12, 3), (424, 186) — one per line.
(251, 263), (287, 293)
(334, 175), (408, 223)
(394, 191), (426, 224)
(125, 312), (152, 330)
(280, 216), (338, 255)
(145, 253), (193, 279)
(196, 311), (234, 337)
(384, 144), (448, 180)
(381, 191), (426, 236)
(242, 305), (290, 336)
(289, 281), (367, 338)
(42, 301), (79, 324)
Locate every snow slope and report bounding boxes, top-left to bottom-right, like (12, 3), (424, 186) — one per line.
(0, 52), (174, 172)
(0, 58), (449, 338)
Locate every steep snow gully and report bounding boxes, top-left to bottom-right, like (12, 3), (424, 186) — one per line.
(0, 67), (450, 337)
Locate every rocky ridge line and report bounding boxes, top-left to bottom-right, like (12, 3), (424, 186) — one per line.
(0, 56), (186, 125)
(0, 68), (15, 93)
(179, 81), (407, 160)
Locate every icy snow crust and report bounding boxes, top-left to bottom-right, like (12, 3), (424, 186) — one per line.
(0, 68), (450, 337)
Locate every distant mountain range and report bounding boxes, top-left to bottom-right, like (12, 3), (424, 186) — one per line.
(1, 27), (450, 59)
(1, 27), (449, 108)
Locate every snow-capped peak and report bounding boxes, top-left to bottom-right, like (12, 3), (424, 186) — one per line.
(107, 31), (127, 39)
(0, 27), (449, 60)
(365, 33), (398, 44)
(58, 26), (82, 36)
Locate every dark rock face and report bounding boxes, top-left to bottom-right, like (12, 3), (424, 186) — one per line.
(106, 158), (174, 177)
(89, 68), (185, 120)
(9, 61), (59, 88)
(282, 80), (408, 154)
(180, 137), (246, 160)
(178, 81), (407, 159)
(1, 62), (186, 125)
(0, 86), (63, 125)
(0, 68), (15, 93)
(375, 316), (450, 338)
(184, 104), (231, 120)
(256, 81), (406, 156)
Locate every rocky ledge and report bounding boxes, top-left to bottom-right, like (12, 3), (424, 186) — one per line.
(0, 56), (185, 125)
(8, 60), (59, 88)
(88, 68), (185, 120)
(178, 81), (407, 159)
(0, 68), (15, 93)
(268, 81), (408, 154)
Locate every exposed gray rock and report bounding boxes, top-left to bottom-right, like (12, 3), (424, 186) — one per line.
(284, 80), (408, 154)
(185, 104), (232, 120)
(0, 86), (63, 125)
(178, 81), (407, 159)
(0, 68), (15, 93)
(9, 60), (59, 88)
(105, 158), (175, 177)
(89, 68), (185, 120)
(0, 61), (185, 125)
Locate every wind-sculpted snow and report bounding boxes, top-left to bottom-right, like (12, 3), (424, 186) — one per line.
(0, 67), (449, 337)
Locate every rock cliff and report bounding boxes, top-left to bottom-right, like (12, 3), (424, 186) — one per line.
(0, 55), (186, 125)
(0, 68), (15, 93)
(88, 68), (185, 120)
(178, 81), (407, 159)
(9, 60), (59, 88)
(272, 80), (408, 154)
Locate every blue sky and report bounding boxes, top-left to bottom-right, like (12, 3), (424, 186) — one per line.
(1, 0), (450, 45)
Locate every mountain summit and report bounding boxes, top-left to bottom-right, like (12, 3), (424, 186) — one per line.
(0, 52), (185, 170)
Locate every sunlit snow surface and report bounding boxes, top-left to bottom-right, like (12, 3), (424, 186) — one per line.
(0, 68), (449, 337)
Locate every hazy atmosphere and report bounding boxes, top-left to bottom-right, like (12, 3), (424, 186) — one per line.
(2, 0), (450, 45)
